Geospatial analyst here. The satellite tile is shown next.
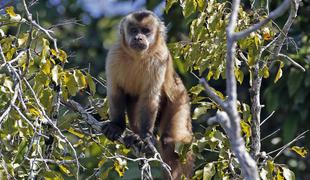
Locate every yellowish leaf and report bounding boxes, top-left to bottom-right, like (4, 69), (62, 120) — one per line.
(59, 165), (73, 176)
(59, 49), (67, 63)
(17, 33), (29, 47)
(274, 61), (284, 83)
(240, 120), (251, 138)
(73, 70), (87, 89)
(41, 60), (52, 75)
(291, 146), (308, 158)
(86, 73), (96, 95)
(67, 127), (84, 139)
(263, 27), (271, 40)
(114, 158), (127, 177)
(5, 6), (17, 17)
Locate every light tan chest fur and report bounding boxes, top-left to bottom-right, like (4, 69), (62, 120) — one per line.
(106, 47), (167, 96)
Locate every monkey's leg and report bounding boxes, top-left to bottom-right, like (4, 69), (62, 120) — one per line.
(102, 87), (126, 141)
(137, 94), (160, 139)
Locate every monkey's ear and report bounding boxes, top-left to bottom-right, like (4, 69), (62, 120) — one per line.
(119, 17), (126, 35)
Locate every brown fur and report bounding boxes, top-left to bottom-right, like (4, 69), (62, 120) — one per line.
(105, 10), (193, 179)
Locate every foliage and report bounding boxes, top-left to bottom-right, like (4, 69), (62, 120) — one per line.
(0, 0), (308, 179)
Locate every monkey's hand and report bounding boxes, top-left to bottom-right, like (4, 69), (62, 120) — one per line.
(102, 122), (125, 141)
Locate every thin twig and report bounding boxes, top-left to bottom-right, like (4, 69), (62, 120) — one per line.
(260, 111), (275, 126)
(261, 128), (280, 141)
(278, 53), (305, 72)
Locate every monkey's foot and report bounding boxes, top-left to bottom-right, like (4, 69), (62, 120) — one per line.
(101, 122), (125, 141)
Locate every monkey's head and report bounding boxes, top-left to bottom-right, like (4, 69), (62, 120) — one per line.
(120, 10), (166, 52)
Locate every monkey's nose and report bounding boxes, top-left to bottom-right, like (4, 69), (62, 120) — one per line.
(134, 36), (143, 41)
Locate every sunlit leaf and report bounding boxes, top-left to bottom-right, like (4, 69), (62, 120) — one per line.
(114, 158), (127, 177)
(40, 171), (64, 180)
(58, 165), (73, 176)
(181, 0), (197, 18)
(41, 60), (52, 75)
(234, 68), (244, 84)
(203, 162), (215, 180)
(259, 65), (270, 78)
(282, 166), (295, 180)
(291, 146), (308, 158)
(165, 0), (178, 13)
(240, 120), (251, 138)
(274, 61), (284, 83)
(18, 33), (29, 47)
(86, 73), (96, 95)
(277, 167), (284, 180)
(73, 70), (87, 89)
(263, 27), (271, 40)
(62, 72), (78, 97)
(67, 127), (84, 139)
(52, 65), (60, 85)
(197, 0), (206, 12)
(58, 49), (68, 63)
(5, 6), (17, 17)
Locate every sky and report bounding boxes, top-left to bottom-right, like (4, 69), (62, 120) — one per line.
(78, 0), (165, 17)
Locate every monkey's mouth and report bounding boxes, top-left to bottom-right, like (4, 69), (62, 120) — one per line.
(130, 42), (147, 51)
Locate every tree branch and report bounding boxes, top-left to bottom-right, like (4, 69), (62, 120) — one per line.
(63, 99), (173, 180)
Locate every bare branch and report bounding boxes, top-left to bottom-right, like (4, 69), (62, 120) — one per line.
(261, 128), (280, 142)
(278, 53), (305, 72)
(199, 78), (228, 111)
(267, 130), (309, 159)
(272, 0), (299, 59)
(21, 0), (58, 52)
(233, 0), (291, 40)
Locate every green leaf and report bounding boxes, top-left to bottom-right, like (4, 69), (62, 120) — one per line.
(165, 0), (178, 13)
(193, 105), (211, 119)
(40, 38), (50, 63)
(259, 65), (270, 79)
(3, 78), (14, 93)
(181, 0), (197, 18)
(248, 48), (256, 66)
(189, 84), (204, 96)
(63, 72), (78, 97)
(291, 146), (308, 158)
(234, 68), (244, 84)
(203, 162), (215, 180)
(40, 171), (64, 180)
(86, 73), (96, 95)
(274, 61), (284, 83)
(196, 0), (206, 12)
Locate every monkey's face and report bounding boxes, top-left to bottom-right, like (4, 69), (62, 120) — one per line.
(121, 11), (162, 53)
(126, 24), (154, 51)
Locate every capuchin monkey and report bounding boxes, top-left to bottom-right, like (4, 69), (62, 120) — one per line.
(103, 10), (194, 179)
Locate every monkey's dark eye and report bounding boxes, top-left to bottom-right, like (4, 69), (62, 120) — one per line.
(129, 27), (138, 34)
(141, 28), (151, 34)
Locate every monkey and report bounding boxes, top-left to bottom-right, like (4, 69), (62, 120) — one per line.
(103, 10), (194, 179)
